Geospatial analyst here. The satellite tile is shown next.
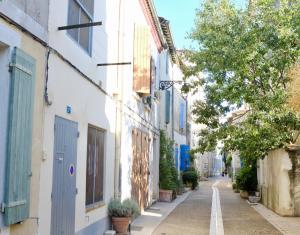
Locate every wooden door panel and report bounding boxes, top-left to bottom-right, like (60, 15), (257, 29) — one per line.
(131, 129), (150, 210)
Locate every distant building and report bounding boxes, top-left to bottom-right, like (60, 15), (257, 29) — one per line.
(158, 17), (188, 174)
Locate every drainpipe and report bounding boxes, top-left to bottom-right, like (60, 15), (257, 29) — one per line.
(185, 98), (188, 145)
(114, 0), (123, 199)
(171, 64), (174, 142)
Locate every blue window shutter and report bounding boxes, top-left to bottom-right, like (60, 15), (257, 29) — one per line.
(179, 103), (185, 129)
(4, 47), (36, 225)
(165, 90), (170, 124)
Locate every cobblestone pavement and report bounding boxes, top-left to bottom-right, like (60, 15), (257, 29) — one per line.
(153, 177), (282, 235)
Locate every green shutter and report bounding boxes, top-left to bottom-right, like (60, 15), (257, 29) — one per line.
(165, 90), (170, 124)
(4, 47), (36, 225)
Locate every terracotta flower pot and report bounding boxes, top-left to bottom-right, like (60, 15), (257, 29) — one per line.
(159, 189), (174, 202)
(112, 217), (130, 234)
(240, 190), (249, 199)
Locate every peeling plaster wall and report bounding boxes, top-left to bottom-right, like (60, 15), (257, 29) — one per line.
(258, 149), (297, 216)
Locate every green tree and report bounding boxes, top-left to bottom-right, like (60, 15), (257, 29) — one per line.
(185, 0), (300, 163)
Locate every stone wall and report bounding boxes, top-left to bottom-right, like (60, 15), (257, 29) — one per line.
(258, 148), (300, 216)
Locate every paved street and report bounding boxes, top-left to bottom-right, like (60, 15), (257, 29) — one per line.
(153, 178), (282, 235)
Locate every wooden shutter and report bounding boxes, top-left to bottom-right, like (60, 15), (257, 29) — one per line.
(179, 103), (185, 129)
(133, 24), (151, 95)
(165, 90), (171, 124)
(4, 47), (36, 225)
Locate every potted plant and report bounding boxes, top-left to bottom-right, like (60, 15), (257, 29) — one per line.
(159, 130), (178, 202)
(108, 198), (140, 234)
(182, 169), (199, 190)
(235, 166), (258, 199)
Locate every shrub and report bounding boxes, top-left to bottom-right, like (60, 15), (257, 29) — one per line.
(108, 198), (140, 218)
(159, 130), (178, 191)
(235, 166), (257, 191)
(182, 170), (198, 190)
(122, 198), (140, 218)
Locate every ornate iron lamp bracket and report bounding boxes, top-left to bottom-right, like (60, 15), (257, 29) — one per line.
(159, 80), (183, 90)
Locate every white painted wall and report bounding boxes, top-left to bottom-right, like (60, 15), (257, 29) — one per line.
(194, 151), (218, 177)
(158, 51), (173, 139)
(48, 0), (120, 95)
(10, 0), (49, 29)
(0, 0), (48, 42)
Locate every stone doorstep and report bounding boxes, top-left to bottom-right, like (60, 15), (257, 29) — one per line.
(147, 206), (160, 211)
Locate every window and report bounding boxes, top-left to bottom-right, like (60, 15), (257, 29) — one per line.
(68, 0), (94, 54)
(86, 125), (105, 207)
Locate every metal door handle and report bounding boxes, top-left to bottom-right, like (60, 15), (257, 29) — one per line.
(58, 157), (63, 161)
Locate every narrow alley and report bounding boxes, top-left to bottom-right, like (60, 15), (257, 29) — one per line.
(2, 1), (300, 235)
(132, 178), (291, 235)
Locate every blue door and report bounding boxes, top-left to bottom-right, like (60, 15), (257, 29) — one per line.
(180, 145), (191, 171)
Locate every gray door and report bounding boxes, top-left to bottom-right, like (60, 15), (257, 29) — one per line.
(51, 116), (78, 235)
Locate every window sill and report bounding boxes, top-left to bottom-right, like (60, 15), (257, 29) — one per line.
(85, 201), (105, 213)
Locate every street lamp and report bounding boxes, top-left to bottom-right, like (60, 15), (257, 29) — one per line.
(159, 80), (184, 90)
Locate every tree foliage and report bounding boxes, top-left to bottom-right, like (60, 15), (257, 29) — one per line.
(185, 0), (300, 162)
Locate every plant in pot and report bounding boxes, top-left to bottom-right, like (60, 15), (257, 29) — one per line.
(108, 198), (140, 234)
(182, 169), (199, 190)
(235, 166), (257, 199)
(159, 130), (178, 202)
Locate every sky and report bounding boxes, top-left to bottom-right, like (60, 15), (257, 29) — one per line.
(154, 0), (247, 49)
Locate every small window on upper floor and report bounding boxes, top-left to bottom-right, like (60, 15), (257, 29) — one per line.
(68, 0), (94, 55)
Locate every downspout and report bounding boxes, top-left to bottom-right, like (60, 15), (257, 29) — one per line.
(171, 64), (174, 142)
(114, 0), (123, 198)
(185, 98), (188, 145)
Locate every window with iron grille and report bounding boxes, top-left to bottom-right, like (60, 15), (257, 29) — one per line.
(86, 125), (105, 207)
(68, 0), (94, 54)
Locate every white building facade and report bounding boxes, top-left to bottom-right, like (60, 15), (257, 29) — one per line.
(39, 0), (118, 234)
(0, 1), (191, 235)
